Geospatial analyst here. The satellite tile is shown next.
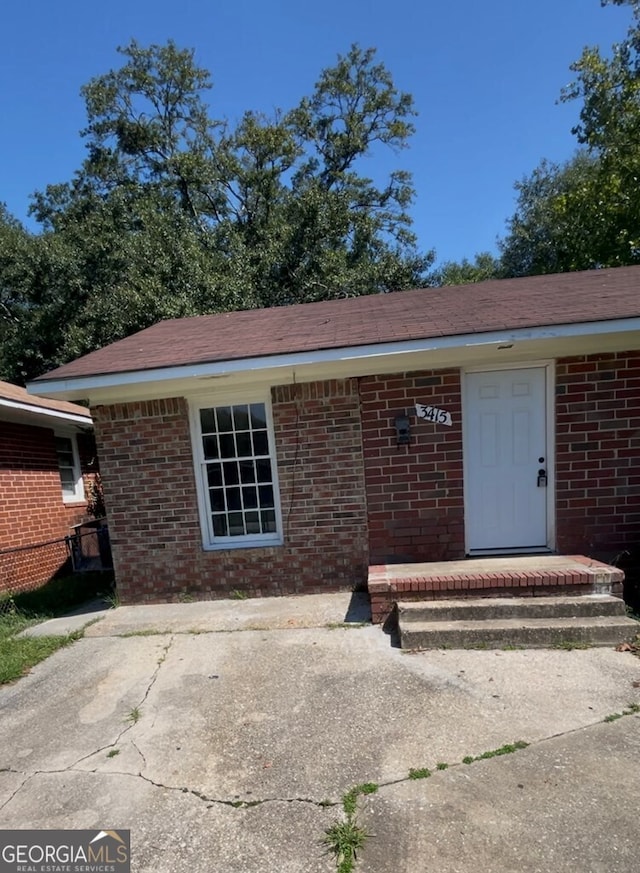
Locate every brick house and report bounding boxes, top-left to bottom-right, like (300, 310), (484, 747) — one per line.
(0, 381), (96, 596)
(30, 266), (640, 608)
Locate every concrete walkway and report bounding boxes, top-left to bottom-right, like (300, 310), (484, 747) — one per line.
(2, 592), (640, 872)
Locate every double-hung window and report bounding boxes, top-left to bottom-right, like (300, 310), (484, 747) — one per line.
(55, 433), (84, 503)
(193, 398), (282, 549)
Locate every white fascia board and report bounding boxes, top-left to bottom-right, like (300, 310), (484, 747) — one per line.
(0, 397), (92, 425)
(28, 316), (640, 400)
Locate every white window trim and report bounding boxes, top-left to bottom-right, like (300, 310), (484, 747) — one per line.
(54, 430), (85, 504)
(188, 389), (283, 551)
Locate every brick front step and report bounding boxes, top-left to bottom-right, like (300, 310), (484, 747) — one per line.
(368, 555), (625, 625)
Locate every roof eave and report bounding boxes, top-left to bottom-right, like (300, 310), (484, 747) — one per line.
(28, 316), (640, 402)
(0, 396), (92, 425)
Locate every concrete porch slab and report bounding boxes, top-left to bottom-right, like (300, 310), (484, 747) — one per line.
(368, 555), (624, 624)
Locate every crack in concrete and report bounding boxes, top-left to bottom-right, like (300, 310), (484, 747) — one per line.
(2, 710), (637, 819)
(69, 636), (175, 771)
(0, 771), (34, 813)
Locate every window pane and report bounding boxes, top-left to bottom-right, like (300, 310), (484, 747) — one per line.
(60, 470), (76, 496)
(227, 487), (242, 511)
(202, 436), (219, 460)
(233, 405), (250, 430)
(55, 436), (78, 498)
(213, 514), (228, 537)
(242, 486), (258, 509)
(261, 510), (276, 533)
(209, 488), (226, 512)
(249, 403), (266, 429)
(222, 461), (239, 485)
(235, 431), (252, 457)
(245, 512), (260, 534)
(228, 512), (244, 536)
(219, 433), (236, 459)
(256, 459), (272, 483)
(60, 469), (76, 488)
(200, 409), (216, 433)
(258, 484), (274, 508)
(239, 460), (256, 484)
(207, 465), (223, 488)
(252, 431), (269, 456)
(216, 407), (233, 432)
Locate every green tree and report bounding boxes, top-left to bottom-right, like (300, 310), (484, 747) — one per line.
(2, 41), (432, 383)
(500, 0), (640, 276)
(430, 252), (504, 286)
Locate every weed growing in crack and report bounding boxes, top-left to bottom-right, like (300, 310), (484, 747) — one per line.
(324, 622), (369, 630)
(126, 707), (141, 724)
(408, 767), (431, 780)
(553, 640), (592, 651)
(325, 783), (378, 871)
(462, 741), (529, 764)
(106, 749), (120, 758)
(323, 820), (368, 873)
(436, 762), (448, 771)
(604, 702), (640, 723)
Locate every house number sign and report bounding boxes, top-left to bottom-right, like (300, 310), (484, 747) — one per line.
(415, 403), (453, 427)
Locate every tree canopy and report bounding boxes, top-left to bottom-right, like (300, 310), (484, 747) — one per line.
(499, 0), (640, 276)
(0, 42), (432, 384)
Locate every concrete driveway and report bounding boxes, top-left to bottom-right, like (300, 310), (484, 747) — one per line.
(1, 592), (639, 872)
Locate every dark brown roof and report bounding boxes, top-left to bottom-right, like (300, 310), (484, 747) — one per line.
(35, 266), (640, 383)
(0, 380), (91, 418)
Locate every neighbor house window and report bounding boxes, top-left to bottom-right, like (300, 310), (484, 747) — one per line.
(194, 400), (282, 548)
(55, 434), (84, 503)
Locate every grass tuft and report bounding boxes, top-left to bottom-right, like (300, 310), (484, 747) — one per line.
(323, 820), (368, 873)
(463, 741), (529, 764)
(408, 767), (431, 780)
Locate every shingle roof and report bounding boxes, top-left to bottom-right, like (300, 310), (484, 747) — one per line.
(34, 266), (640, 383)
(0, 380), (91, 419)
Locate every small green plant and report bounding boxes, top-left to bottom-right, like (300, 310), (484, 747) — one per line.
(178, 592), (195, 603)
(323, 820), (368, 873)
(106, 748), (120, 758)
(463, 741), (529, 764)
(230, 589), (248, 600)
(126, 707), (141, 724)
(553, 640), (591, 651)
(103, 590), (120, 609)
(408, 767), (431, 780)
(325, 622), (369, 630)
(436, 762), (448, 771)
(604, 702), (640, 722)
(604, 712), (623, 723)
(325, 782), (378, 871)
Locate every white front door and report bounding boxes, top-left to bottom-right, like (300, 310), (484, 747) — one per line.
(464, 367), (549, 552)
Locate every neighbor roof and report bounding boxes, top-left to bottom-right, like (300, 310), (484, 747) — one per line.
(0, 380), (91, 420)
(34, 266), (640, 384)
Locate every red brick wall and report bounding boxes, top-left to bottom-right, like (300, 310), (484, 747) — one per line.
(92, 380), (368, 602)
(359, 370), (465, 565)
(555, 350), (640, 555)
(0, 422), (94, 595)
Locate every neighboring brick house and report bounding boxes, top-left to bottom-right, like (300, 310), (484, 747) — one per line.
(30, 266), (640, 605)
(0, 381), (96, 596)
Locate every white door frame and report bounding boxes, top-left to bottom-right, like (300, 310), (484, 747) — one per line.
(462, 360), (556, 555)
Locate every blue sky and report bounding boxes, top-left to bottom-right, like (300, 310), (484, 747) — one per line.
(0, 0), (632, 267)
